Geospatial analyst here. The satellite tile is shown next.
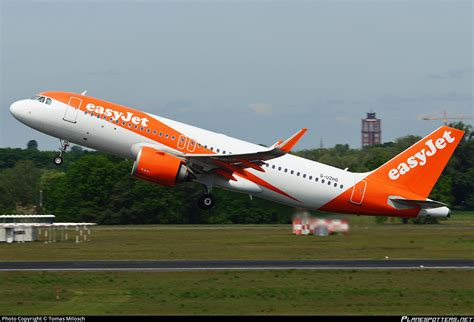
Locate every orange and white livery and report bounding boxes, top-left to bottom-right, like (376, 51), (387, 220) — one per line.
(10, 91), (464, 217)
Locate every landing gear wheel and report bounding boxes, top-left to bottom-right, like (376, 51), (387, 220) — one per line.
(53, 139), (69, 166)
(53, 156), (63, 166)
(198, 194), (215, 210)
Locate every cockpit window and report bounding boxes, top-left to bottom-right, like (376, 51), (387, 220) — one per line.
(30, 95), (52, 105)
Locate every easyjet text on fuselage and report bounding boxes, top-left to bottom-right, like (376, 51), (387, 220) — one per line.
(85, 103), (149, 127)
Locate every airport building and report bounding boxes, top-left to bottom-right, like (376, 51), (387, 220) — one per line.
(0, 214), (96, 243)
(361, 112), (382, 147)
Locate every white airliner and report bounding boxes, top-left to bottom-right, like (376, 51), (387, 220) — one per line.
(10, 92), (464, 218)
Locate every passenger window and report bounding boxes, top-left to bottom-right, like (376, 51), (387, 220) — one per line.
(303, 174), (306, 178)
(46, 98), (52, 105)
(309, 176), (312, 180)
(297, 172), (300, 176)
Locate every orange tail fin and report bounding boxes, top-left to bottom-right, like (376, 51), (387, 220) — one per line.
(371, 126), (464, 198)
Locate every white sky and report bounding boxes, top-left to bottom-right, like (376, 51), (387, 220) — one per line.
(1, 0), (472, 150)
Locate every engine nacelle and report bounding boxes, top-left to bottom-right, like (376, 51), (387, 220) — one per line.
(131, 146), (191, 187)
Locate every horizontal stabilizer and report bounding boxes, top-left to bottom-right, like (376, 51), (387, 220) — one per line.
(389, 197), (448, 209)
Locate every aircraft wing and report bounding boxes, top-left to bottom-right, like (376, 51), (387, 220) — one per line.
(162, 128), (307, 175)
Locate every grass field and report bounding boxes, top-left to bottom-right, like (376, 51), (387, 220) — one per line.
(0, 270), (472, 315)
(0, 212), (472, 315)
(0, 212), (472, 261)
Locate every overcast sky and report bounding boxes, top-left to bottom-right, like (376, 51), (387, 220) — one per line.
(1, 0), (472, 151)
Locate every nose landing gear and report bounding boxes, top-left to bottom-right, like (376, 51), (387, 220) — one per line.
(53, 140), (69, 166)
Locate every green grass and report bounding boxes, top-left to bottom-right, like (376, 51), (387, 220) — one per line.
(0, 213), (472, 315)
(0, 270), (472, 315)
(0, 213), (472, 261)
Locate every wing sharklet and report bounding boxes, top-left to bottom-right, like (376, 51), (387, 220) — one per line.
(276, 128), (308, 152)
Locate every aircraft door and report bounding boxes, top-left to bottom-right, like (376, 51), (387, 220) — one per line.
(349, 179), (367, 205)
(177, 135), (187, 150)
(63, 97), (82, 123)
(187, 139), (196, 152)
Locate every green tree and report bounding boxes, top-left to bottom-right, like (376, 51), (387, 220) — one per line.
(0, 160), (41, 213)
(27, 140), (38, 150)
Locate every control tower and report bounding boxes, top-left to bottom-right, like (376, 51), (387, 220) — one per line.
(362, 112), (381, 147)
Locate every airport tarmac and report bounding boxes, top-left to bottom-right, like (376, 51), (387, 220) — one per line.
(0, 260), (472, 271)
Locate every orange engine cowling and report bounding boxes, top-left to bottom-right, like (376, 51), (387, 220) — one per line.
(131, 146), (192, 187)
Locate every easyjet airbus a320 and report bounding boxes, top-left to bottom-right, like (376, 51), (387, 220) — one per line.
(10, 92), (464, 219)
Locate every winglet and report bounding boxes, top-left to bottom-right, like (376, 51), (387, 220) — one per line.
(277, 128), (308, 152)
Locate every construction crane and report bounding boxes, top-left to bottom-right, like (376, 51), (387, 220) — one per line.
(422, 110), (474, 125)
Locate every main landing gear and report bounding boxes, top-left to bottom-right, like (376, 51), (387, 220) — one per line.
(198, 193), (215, 210)
(53, 139), (69, 166)
(197, 181), (216, 210)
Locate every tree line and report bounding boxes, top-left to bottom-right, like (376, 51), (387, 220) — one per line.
(0, 122), (472, 224)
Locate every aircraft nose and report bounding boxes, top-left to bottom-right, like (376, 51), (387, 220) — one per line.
(10, 100), (27, 120)
(10, 101), (20, 118)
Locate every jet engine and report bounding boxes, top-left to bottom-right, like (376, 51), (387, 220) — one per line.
(131, 146), (192, 186)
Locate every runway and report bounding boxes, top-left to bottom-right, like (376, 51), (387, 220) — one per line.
(0, 260), (472, 271)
